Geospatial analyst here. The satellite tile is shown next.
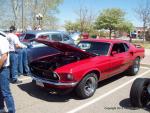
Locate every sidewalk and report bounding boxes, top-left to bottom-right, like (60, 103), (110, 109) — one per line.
(141, 49), (150, 67)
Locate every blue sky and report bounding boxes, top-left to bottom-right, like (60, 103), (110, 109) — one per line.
(57, 0), (143, 27)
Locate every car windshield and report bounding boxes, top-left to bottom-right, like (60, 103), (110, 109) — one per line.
(20, 33), (36, 40)
(77, 41), (110, 56)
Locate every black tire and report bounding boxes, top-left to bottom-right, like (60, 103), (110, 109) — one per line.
(75, 73), (98, 99)
(31, 80), (36, 85)
(127, 57), (140, 76)
(130, 78), (150, 108)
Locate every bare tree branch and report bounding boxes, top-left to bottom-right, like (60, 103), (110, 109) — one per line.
(135, 0), (150, 41)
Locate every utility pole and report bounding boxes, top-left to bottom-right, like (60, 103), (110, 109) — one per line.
(22, 0), (24, 32)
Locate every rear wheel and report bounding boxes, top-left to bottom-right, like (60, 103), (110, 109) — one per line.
(75, 73), (98, 99)
(127, 57), (140, 76)
(130, 78), (150, 107)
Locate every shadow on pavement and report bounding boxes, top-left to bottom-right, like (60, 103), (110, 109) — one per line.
(119, 98), (150, 112)
(119, 98), (138, 110)
(17, 72), (132, 102)
(17, 82), (77, 102)
(98, 73), (125, 88)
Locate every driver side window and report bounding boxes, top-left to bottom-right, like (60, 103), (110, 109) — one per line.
(112, 43), (126, 54)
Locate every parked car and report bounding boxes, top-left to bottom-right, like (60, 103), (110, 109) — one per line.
(20, 30), (75, 46)
(70, 32), (81, 44)
(29, 38), (144, 99)
(15, 32), (22, 37)
(0, 31), (7, 37)
(1, 30), (22, 37)
(130, 78), (150, 108)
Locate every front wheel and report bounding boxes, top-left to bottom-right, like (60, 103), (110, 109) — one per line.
(75, 73), (98, 99)
(130, 78), (150, 108)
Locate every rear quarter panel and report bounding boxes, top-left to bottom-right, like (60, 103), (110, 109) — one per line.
(129, 44), (145, 60)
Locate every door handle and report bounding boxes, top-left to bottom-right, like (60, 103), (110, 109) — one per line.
(130, 51), (134, 55)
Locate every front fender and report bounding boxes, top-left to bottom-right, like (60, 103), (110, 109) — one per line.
(74, 68), (101, 82)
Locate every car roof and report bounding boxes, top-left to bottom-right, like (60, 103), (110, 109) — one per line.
(24, 30), (67, 35)
(81, 38), (129, 44)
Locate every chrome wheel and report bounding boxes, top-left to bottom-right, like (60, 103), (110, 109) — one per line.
(84, 76), (97, 96)
(133, 58), (140, 74)
(75, 73), (98, 99)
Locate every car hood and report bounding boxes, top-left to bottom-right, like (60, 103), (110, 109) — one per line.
(35, 38), (95, 57)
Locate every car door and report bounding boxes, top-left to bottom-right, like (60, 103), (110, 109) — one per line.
(121, 43), (132, 70)
(109, 43), (131, 76)
(88, 42), (111, 80)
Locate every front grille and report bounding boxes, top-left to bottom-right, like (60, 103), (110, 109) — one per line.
(31, 66), (59, 82)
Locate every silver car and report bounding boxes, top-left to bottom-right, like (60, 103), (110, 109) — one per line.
(20, 30), (75, 47)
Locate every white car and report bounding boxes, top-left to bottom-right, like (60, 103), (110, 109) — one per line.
(20, 30), (75, 47)
(0, 31), (7, 37)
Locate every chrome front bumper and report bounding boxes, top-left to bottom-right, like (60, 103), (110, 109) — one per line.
(31, 75), (78, 87)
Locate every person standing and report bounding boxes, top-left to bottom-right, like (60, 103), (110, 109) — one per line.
(0, 35), (15, 113)
(17, 47), (30, 76)
(7, 26), (22, 84)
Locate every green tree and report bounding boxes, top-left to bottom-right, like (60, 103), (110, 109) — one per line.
(118, 21), (133, 33)
(95, 8), (125, 39)
(118, 21), (133, 42)
(64, 21), (79, 32)
(65, 20), (94, 34)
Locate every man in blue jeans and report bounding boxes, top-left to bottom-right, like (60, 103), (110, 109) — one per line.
(18, 48), (30, 76)
(7, 26), (22, 84)
(0, 36), (15, 113)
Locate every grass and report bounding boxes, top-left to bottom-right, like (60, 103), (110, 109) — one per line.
(131, 40), (150, 49)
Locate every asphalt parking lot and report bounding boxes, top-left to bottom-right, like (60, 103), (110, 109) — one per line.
(10, 66), (150, 113)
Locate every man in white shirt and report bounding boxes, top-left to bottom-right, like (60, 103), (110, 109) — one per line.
(0, 35), (16, 113)
(7, 26), (22, 84)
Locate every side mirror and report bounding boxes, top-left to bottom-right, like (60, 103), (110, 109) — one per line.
(111, 51), (117, 56)
(27, 42), (33, 48)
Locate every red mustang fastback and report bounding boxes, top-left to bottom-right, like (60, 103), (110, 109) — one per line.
(29, 38), (144, 99)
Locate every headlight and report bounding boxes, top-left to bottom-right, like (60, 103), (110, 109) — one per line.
(58, 73), (74, 81)
(66, 73), (74, 80)
(53, 73), (58, 78)
(53, 72), (60, 80)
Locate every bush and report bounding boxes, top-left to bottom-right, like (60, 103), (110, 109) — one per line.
(91, 35), (97, 38)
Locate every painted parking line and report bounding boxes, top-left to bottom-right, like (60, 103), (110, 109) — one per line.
(67, 69), (150, 113)
(19, 76), (32, 81)
(141, 66), (150, 69)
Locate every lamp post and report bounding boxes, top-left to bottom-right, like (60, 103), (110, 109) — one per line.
(36, 13), (43, 26)
(22, 0), (24, 32)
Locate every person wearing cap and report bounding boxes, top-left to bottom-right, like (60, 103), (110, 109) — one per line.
(7, 26), (22, 84)
(0, 35), (16, 113)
